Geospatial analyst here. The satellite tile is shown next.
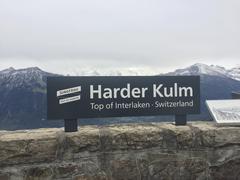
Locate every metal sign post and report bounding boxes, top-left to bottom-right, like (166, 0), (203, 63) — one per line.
(232, 92), (240, 99)
(175, 114), (187, 125)
(64, 119), (78, 132)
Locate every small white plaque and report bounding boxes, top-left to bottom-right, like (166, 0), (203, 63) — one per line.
(206, 99), (240, 125)
(56, 86), (81, 97)
(59, 95), (81, 105)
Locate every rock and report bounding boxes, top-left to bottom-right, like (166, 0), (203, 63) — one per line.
(0, 122), (240, 179)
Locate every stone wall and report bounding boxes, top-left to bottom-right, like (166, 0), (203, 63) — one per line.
(0, 122), (240, 180)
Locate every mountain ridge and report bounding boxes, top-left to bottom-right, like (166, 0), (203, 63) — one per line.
(0, 63), (240, 130)
(1, 63), (240, 80)
(166, 63), (240, 81)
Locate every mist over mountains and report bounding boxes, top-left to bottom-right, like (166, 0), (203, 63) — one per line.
(167, 63), (240, 81)
(0, 63), (240, 130)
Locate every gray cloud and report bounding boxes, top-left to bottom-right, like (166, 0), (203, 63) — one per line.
(0, 0), (240, 73)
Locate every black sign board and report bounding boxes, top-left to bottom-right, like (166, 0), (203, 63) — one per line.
(47, 76), (200, 124)
(232, 92), (240, 99)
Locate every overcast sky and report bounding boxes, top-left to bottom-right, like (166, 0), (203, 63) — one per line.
(0, 0), (240, 74)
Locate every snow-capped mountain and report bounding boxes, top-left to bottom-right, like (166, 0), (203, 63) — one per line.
(167, 63), (240, 81)
(228, 66), (240, 81)
(0, 67), (57, 90)
(1, 64), (240, 130)
(67, 63), (240, 81)
(0, 67), (59, 130)
(65, 67), (161, 76)
(1, 63), (239, 82)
